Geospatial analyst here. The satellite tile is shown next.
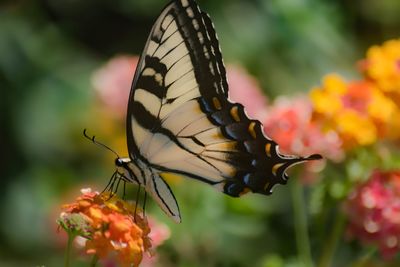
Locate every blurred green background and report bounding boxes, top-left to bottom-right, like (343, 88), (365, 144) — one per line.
(1, 0), (400, 266)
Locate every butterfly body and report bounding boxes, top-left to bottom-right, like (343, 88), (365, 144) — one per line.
(113, 0), (321, 223)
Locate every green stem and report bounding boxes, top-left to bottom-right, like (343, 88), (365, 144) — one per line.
(64, 233), (75, 267)
(90, 254), (99, 267)
(352, 246), (376, 267)
(291, 179), (314, 267)
(317, 211), (346, 267)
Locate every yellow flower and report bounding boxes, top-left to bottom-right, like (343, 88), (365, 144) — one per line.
(367, 87), (397, 122)
(334, 111), (377, 147)
(58, 189), (152, 267)
(324, 73), (348, 95)
(310, 74), (397, 149)
(387, 109), (400, 140)
(310, 74), (346, 116)
(362, 39), (400, 93)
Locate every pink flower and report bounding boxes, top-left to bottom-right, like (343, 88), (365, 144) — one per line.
(227, 65), (268, 121)
(344, 170), (400, 259)
(147, 218), (170, 247)
(263, 96), (344, 162)
(140, 218), (171, 267)
(92, 55), (139, 119)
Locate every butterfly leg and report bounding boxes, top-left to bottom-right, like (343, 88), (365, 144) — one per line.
(134, 185), (141, 223)
(106, 174), (122, 200)
(102, 171), (117, 193)
(116, 179), (122, 196)
(122, 180), (127, 200)
(142, 191), (147, 218)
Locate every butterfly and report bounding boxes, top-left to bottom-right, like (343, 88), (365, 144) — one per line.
(108, 0), (321, 223)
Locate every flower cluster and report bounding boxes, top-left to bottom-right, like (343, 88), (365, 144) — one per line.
(310, 74), (397, 148)
(308, 40), (400, 258)
(58, 189), (152, 267)
(344, 170), (400, 259)
(360, 39), (400, 94)
(310, 40), (400, 149)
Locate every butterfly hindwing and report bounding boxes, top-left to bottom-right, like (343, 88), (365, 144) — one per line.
(149, 172), (181, 223)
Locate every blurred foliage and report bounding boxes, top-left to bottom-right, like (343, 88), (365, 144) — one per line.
(1, 0), (400, 266)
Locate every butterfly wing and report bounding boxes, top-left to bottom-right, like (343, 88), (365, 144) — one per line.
(127, 0), (321, 216)
(149, 172), (181, 223)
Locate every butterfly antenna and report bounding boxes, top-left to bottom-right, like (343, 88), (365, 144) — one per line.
(83, 129), (120, 158)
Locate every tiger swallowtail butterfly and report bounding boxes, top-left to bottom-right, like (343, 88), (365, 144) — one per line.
(109, 0), (322, 223)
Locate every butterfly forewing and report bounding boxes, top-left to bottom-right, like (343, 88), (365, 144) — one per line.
(127, 0), (231, 183)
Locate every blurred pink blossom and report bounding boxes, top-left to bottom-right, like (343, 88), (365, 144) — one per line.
(344, 170), (400, 259)
(263, 96), (344, 162)
(227, 65), (268, 121)
(148, 217), (171, 247)
(140, 217), (171, 267)
(92, 55), (139, 119)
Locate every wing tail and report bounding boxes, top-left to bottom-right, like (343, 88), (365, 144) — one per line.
(148, 172), (182, 223)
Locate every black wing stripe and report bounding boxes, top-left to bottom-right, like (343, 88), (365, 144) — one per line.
(172, 0), (227, 98)
(135, 56), (167, 99)
(200, 12), (228, 97)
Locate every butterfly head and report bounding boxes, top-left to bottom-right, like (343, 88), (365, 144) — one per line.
(114, 157), (132, 173)
(115, 157), (125, 167)
(114, 157), (143, 186)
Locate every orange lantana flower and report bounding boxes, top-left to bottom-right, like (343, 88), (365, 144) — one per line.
(58, 189), (152, 267)
(310, 74), (397, 149)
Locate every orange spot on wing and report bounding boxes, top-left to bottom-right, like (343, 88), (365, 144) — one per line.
(272, 163), (284, 176)
(265, 143), (272, 157)
(212, 97), (222, 110)
(248, 122), (256, 139)
(239, 187), (251, 196)
(230, 106), (240, 122)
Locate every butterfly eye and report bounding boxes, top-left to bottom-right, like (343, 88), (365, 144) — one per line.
(115, 158), (124, 167)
